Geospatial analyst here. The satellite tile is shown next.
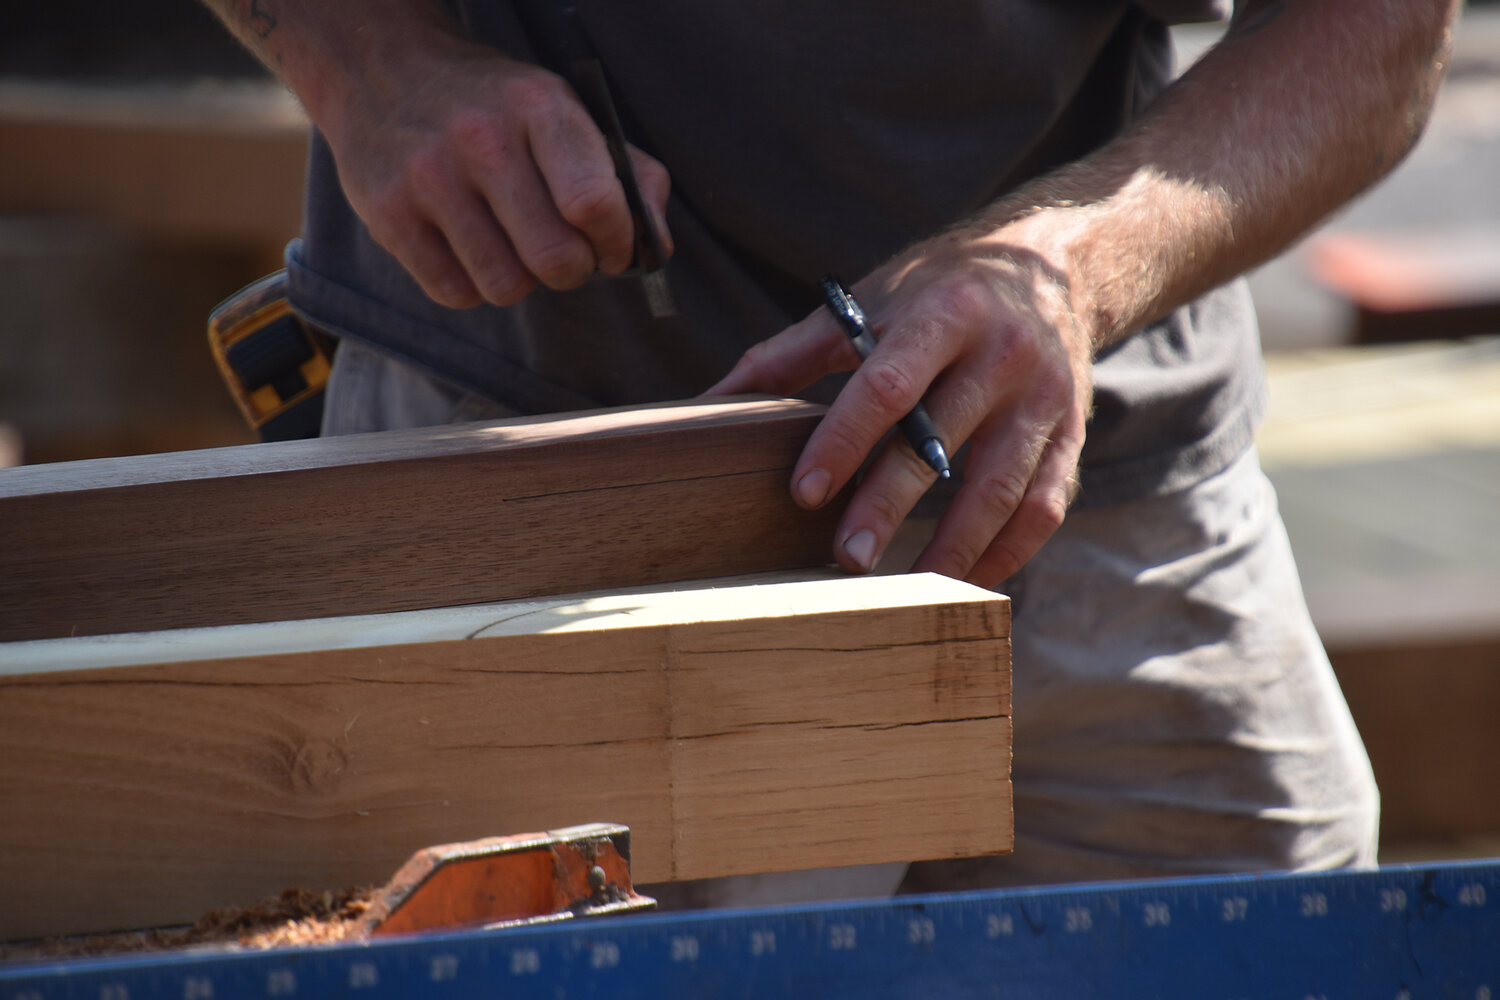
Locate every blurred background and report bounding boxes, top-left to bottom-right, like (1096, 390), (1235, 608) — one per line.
(1, 3), (1496, 863)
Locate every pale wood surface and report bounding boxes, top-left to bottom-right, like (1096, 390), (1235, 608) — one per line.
(0, 573), (1012, 939)
(0, 397), (844, 642)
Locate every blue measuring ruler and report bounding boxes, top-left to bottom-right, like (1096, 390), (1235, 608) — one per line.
(5, 860), (1497, 999)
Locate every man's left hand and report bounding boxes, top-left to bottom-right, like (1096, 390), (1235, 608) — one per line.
(708, 228), (1093, 589)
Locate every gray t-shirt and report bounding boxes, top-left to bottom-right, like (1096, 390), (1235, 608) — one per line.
(286, 0), (1263, 507)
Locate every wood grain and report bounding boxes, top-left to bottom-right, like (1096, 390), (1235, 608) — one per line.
(0, 573), (1011, 939)
(0, 397), (844, 642)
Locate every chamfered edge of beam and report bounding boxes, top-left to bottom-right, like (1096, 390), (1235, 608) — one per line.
(0, 571), (1011, 676)
(0, 395), (820, 498)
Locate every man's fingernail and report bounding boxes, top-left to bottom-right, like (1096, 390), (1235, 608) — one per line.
(795, 468), (832, 507)
(842, 529), (879, 573)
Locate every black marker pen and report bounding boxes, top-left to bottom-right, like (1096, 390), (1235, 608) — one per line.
(820, 275), (951, 480)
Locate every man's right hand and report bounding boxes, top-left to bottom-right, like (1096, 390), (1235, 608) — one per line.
(321, 34), (672, 310)
(198, 0), (673, 311)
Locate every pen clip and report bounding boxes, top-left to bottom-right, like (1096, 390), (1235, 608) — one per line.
(820, 274), (876, 359)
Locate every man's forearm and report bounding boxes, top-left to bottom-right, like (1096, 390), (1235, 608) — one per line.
(709, 0), (1460, 586)
(196, 0), (465, 130)
(973, 0), (1459, 351)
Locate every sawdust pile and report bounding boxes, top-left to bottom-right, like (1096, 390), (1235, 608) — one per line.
(1, 886), (375, 963)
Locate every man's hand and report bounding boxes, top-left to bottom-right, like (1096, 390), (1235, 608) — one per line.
(198, 0), (672, 310)
(712, 0), (1458, 587)
(709, 227), (1093, 589)
(321, 38), (672, 310)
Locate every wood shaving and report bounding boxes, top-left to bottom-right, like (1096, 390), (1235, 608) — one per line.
(1, 886), (375, 962)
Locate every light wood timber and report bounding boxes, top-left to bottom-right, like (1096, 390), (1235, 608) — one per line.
(0, 397), (845, 642)
(0, 572), (1012, 940)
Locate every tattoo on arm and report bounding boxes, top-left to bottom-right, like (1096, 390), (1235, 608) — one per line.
(1226, 1), (1285, 40)
(248, 0), (277, 40)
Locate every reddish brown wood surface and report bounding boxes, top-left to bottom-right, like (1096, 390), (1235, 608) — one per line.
(0, 397), (843, 642)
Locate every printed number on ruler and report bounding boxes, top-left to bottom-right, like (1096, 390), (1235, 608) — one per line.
(266, 969), (297, 997)
(828, 924), (857, 950)
(348, 962), (379, 989)
(1299, 893), (1329, 918)
(429, 954), (459, 983)
(670, 936), (700, 963)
